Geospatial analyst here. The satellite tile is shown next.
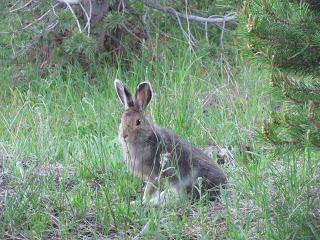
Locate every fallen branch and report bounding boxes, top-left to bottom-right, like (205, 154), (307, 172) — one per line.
(9, 0), (34, 13)
(138, 0), (236, 26)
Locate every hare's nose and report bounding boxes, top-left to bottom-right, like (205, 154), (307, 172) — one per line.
(123, 134), (128, 140)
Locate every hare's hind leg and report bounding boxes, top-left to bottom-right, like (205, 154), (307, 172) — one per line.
(142, 181), (157, 204)
(130, 181), (157, 206)
(148, 186), (179, 206)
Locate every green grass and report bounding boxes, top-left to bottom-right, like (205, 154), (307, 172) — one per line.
(1, 14), (319, 240)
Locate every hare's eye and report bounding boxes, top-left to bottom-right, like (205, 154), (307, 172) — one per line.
(136, 119), (141, 126)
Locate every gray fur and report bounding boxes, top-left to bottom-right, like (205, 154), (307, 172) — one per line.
(115, 79), (227, 204)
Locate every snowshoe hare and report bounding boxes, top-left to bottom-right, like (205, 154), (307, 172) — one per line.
(115, 79), (227, 205)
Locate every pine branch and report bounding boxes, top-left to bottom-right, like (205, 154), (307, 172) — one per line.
(262, 120), (298, 146)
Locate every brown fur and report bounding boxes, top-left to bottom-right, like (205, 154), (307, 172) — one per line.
(115, 80), (227, 203)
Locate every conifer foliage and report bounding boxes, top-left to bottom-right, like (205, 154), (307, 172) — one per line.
(240, 0), (320, 149)
(0, 0), (146, 69)
(1, 0), (236, 74)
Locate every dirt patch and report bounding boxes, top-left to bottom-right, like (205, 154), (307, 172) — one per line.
(0, 154), (77, 210)
(33, 163), (76, 190)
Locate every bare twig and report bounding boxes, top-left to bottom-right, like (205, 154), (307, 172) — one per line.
(56, 0), (80, 4)
(287, 43), (310, 60)
(142, 6), (149, 38)
(51, 2), (59, 17)
(121, 24), (143, 42)
(9, 0), (22, 11)
(21, 8), (53, 31)
(47, 21), (59, 31)
(10, 0), (34, 13)
(184, 0), (194, 50)
(174, 10), (196, 46)
(118, 0), (127, 12)
(59, 0), (82, 32)
(220, 17), (226, 48)
(88, 0), (92, 34)
(205, 20), (208, 42)
(10, 34), (16, 57)
(79, 0), (92, 36)
(139, 0), (236, 25)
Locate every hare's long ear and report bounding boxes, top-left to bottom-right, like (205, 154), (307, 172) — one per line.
(135, 81), (153, 110)
(114, 79), (134, 109)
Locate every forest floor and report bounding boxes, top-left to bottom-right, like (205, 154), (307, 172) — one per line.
(0, 12), (319, 240)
